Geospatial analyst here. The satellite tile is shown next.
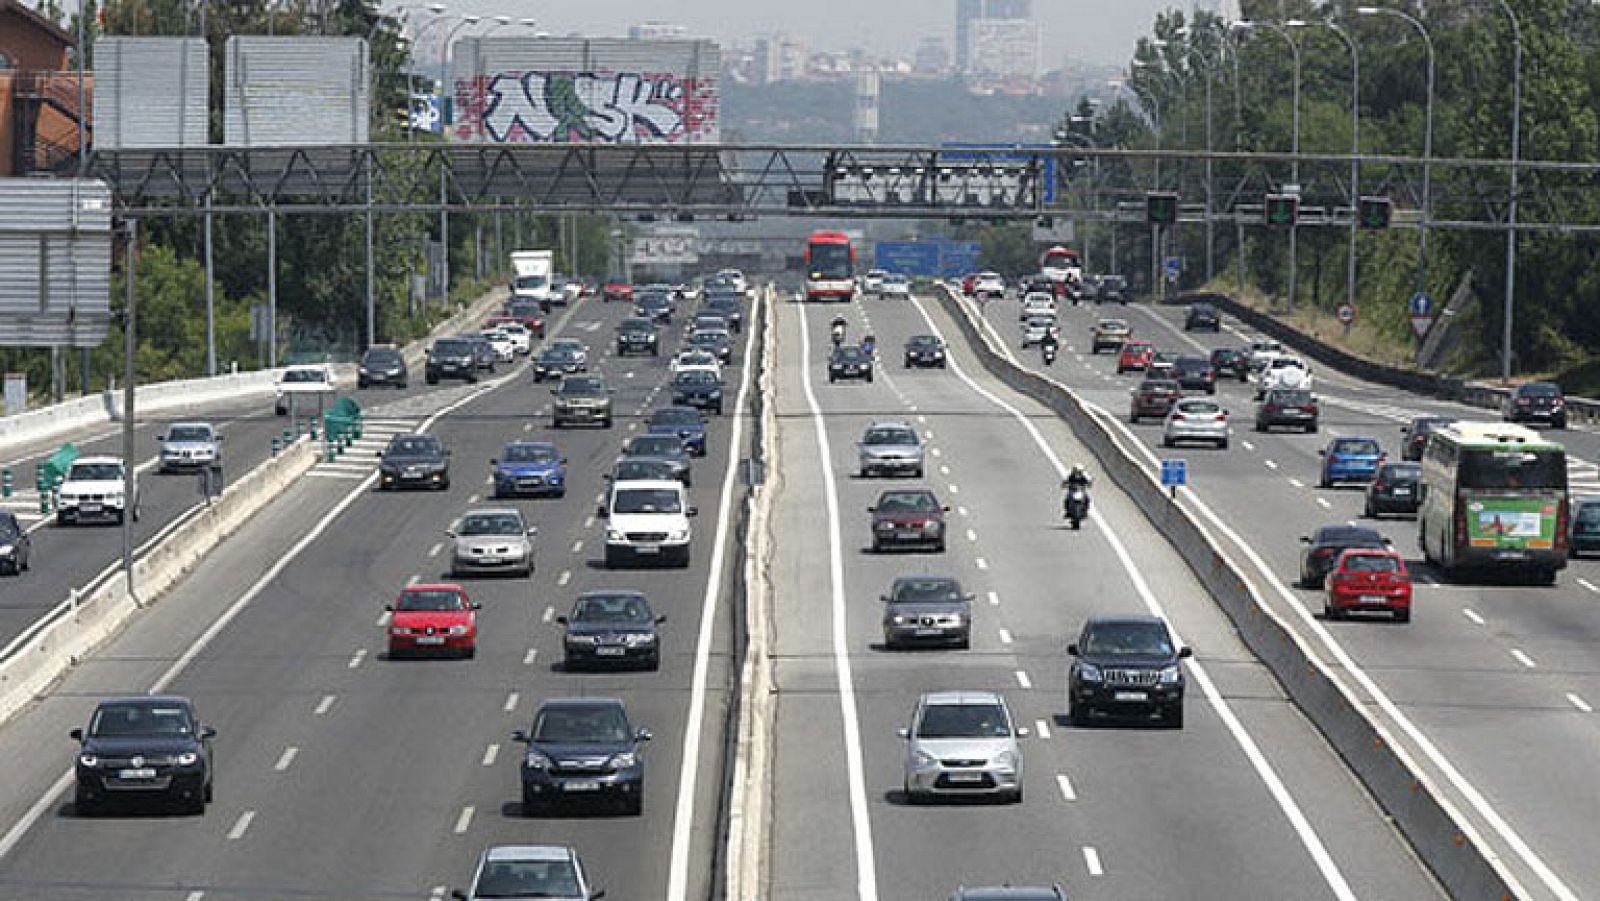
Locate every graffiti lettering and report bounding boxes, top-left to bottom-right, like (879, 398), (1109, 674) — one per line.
(458, 70), (719, 144)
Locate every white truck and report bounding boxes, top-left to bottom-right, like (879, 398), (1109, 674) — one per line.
(509, 250), (555, 309)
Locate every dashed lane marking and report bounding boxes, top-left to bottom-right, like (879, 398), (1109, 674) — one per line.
(986, 591), (1000, 606)
(314, 695), (336, 716)
(1510, 648), (1537, 669)
(1568, 693), (1594, 713)
(347, 649), (367, 669)
(227, 810), (255, 841)
(1056, 773), (1077, 801)
(997, 628), (1013, 645)
(1014, 670), (1032, 689)
(523, 648), (538, 666)
(503, 691), (520, 713)
(453, 805), (475, 835)
(1264, 460), (1279, 470)
(481, 744), (499, 767)
(1083, 847), (1104, 876)
(428, 542), (443, 557)
(1314, 498), (1332, 509)
(557, 570), (571, 587)
(1035, 719), (1051, 739)
(1463, 608), (1486, 626)
(542, 606), (555, 623)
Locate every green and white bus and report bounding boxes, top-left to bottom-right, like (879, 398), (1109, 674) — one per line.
(1418, 422), (1569, 582)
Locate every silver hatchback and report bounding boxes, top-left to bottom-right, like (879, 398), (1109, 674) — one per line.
(1161, 398), (1230, 449)
(449, 509), (537, 577)
(157, 422), (222, 473)
(900, 691), (1026, 803)
(858, 422), (925, 478)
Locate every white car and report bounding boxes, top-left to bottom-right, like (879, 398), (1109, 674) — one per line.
(1020, 292), (1057, 320)
(1246, 340), (1285, 371)
(498, 322), (533, 355)
(862, 269), (889, 295)
(716, 269), (748, 295)
(1162, 398), (1230, 449)
(56, 456), (138, 525)
(1255, 356), (1312, 398)
(600, 479), (696, 568)
(273, 363), (335, 415)
(880, 274), (911, 299)
(1021, 314), (1058, 348)
(974, 271), (1007, 298)
(671, 349), (723, 378)
(480, 330), (517, 363)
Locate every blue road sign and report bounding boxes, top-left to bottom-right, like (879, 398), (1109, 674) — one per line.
(1409, 292), (1434, 317)
(875, 240), (981, 278)
(1165, 256), (1181, 283)
(1160, 458), (1188, 488)
(410, 93), (441, 133)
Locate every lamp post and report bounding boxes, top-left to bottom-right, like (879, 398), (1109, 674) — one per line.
(1237, 19), (1301, 310)
(1129, 69), (1166, 299)
(1174, 28), (1217, 284)
(1227, 22), (1248, 297)
(1356, 6), (1433, 303)
(1494, 0), (1522, 382)
(1290, 17), (1360, 316)
(1056, 115), (1099, 274)
(1105, 78), (1130, 278)
(437, 14), (481, 307)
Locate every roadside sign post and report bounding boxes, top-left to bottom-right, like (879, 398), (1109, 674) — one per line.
(1165, 256), (1181, 285)
(1160, 458), (1188, 499)
(1409, 292), (1436, 340)
(1336, 303), (1357, 335)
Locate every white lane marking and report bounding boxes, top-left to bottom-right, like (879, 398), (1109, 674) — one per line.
(557, 571), (571, 587)
(482, 744), (500, 767)
(789, 304), (879, 901)
(430, 887), (447, 901)
(584, 515), (596, 529)
(523, 648), (538, 666)
(1035, 718), (1051, 739)
(923, 428), (935, 439)
(453, 805), (475, 834)
(1568, 693), (1594, 713)
(314, 695), (337, 716)
(1264, 459), (1279, 470)
(484, 475), (494, 486)
(938, 464), (951, 476)
(908, 294), (1360, 901)
(227, 810), (255, 841)
(541, 606), (555, 623)
(1083, 846), (1104, 876)
(273, 747), (298, 772)
(1462, 608), (1487, 626)
(1579, 577), (1599, 593)
(375, 611), (390, 626)
(948, 484), (960, 495)
(503, 691), (520, 713)
(997, 628), (1013, 645)
(406, 573), (421, 585)
(965, 528), (977, 543)
(1056, 773), (1077, 801)
(975, 557), (989, 570)
(931, 447), (943, 458)
(917, 414), (927, 423)
(347, 648), (367, 669)
(1314, 498), (1332, 509)
(1510, 648), (1537, 669)
(570, 540), (584, 554)
(428, 542), (443, 557)
(467, 494), (479, 504)
(1242, 440), (1256, 451)
(186, 892), (205, 901)
(667, 290), (763, 901)
(986, 591), (1000, 606)
(1288, 478), (1305, 489)
(1014, 670), (1032, 689)
(523, 422), (535, 432)
(957, 505), (969, 517)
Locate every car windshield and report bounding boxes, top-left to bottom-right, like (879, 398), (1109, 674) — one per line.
(864, 427), (917, 446)
(1332, 439), (1380, 456)
(613, 488), (683, 514)
(652, 409), (701, 426)
(283, 368), (326, 383)
(676, 371), (718, 386)
(1460, 448), (1566, 490)
(473, 859), (581, 899)
(915, 702), (1011, 739)
(363, 350), (401, 365)
(876, 492), (938, 514)
(677, 352), (717, 366)
(460, 513), (525, 536)
(628, 436), (683, 456)
(1519, 382), (1561, 397)
(620, 319), (654, 333)
(67, 462), (121, 481)
(835, 347), (866, 362)
(508, 303), (542, 318)
(1098, 320), (1128, 331)
(1577, 502), (1600, 525)
(532, 705), (631, 743)
(1026, 316), (1055, 328)
(550, 340), (583, 353)
(1081, 622), (1176, 657)
(89, 703), (193, 738)
(1342, 553), (1401, 573)
(388, 436), (439, 456)
(893, 578), (963, 604)
(434, 340), (471, 355)
(559, 378), (605, 395)
(167, 425), (211, 442)
(908, 336), (939, 348)
(573, 594), (653, 624)
(540, 348), (577, 362)
(513, 275), (547, 291)
(614, 460), (674, 481)
(690, 332), (726, 346)
(695, 317), (726, 329)
(397, 589), (467, 612)
(0, 515), (18, 538)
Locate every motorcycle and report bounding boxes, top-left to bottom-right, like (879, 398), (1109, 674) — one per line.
(1063, 483), (1091, 530)
(1042, 343), (1058, 366)
(831, 324), (846, 348)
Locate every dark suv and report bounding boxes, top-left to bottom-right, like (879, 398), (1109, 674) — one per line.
(513, 697), (650, 816)
(378, 433), (451, 490)
(358, 346), (408, 390)
(1183, 302), (1221, 331)
(1171, 355), (1216, 394)
(72, 695), (216, 815)
(425, 338), (479, 384)
(1299, 524), (1389, 588)
(1504, 381), (1567, 429)
(1255, 388), (1319, 433)
(1209, 347), (1250, 382)
(551, 375), (614, 429)
(616, 318), (660, 356)
(1067, 616), (1190, 728)
(1400, 416), (1457, 461)
(558, 591), (665, 670)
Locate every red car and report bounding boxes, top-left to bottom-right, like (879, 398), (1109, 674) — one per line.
(961, 274), (979, 296)
(1129, 378), (1181, 423)
(869, 488), (949, 553)
(604, 281), (633, 302)
(1117, 341), (1156, 374)
(1325, 549), (1411, 622)
(387, 584), (479, 658)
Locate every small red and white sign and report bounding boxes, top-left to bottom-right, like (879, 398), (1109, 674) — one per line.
(1336, 303), (1357, 325)
(1411, 315), (1435, 339)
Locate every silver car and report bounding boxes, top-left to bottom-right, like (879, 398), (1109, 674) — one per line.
(452, 845), (599, 901)
(882, 575), (972, 649)
(900, 691), (1026, 803)
(1020, 314), (1057, 348)
(858, 422), (925, 478)
(1162, 398), (1230, 449)
(449, 509), (536, 578)
(157, 421), (222, 473)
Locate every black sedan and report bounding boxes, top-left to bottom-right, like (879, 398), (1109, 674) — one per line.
(559, 591), (666, 670)
(829, 345), (875, 383)
(703, 296), (743, 332)
(688, 329), (734, 364)
(1184, 303), (1222, 332)
(1503, 381), (1566, 429)
(616, 318), (660, 356)
(671, 369), (726, 415)
(1365, 462), (1422, 518)
(1400, 416), (1457, 461)
(514, 697), (650, 816)
(635, 292), (674, 324)
(1299, 525), (1389, 588)
(531, 346), (584, 382)
(1209, 347), (1250, 382)
(72, 695), (216, 815)
(377, 433), (450, 490)
(622, 434), (692, 486)
(903, 335), (948, 369)
(0, 510), (30, 574)
(357, 346), (408, 390)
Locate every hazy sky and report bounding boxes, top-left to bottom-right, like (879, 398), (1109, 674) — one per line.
(416, 0), (1182, 67)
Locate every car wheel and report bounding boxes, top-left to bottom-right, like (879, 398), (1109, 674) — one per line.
(1307, 424), (1318, 434)
(397, 382), (408, 390)
(647, 651), (661, 672)
(185, 793), (206, 816)
(1324, 603), (1341, 620)
(1129, 413), (1139, 424)
(464, 645), (477, 659)
(1318, 473), (1331, 489)
(1218, 439), (1229, 450)
(74, 789), (97, 817)
(552, 419), (564, 430)
(439, 477), (450, 491)
(903, 780), (924, 805)
(602, 417), (613, 428)
(1394, 609), (1411, 623)
(605, 547), (623, 569)
(1164, 704), (1185, 729)
(1364, 501), (1375, 518)
(1254, 421), (1265, 433)
(1069, 698), (1090, 728)
(1008, 786), (1024, 804)
(204, 781), (214, 803)
(521, 792), (541, 817)
(935, 539), (946, 553)
(625, 793), (643, 816)
(426, 376), (438, 385)
(913, 467), (924, 479)
(1161, 435), (1173, 448)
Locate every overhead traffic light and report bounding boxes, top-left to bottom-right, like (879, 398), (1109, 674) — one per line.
(1358, 196), (1393, 230)
(1264, 194), (1299, 228)
(1145, 191), (1179, 225)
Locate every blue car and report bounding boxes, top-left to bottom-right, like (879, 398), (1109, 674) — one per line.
(648, 406), (709, 456)
(491, 441), (567, 498)
(1319, 437), (1384, 487)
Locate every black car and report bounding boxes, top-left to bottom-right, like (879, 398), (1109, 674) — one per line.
(378, 433), (451, 490)
(1299, 525), (1389, 588)
(513, 697), (650, 816)
(635, 292), (674, 324)
(904, 334), (947, 369)
(1400, 416), (1457, 461)
(608, 457), (680, 483)
(1067, 616), (1190, 728)
(1255, 388), (1319, 433)
(72, 695), (216, 815)
(1504, 381), (1566, 429)
(829, 345), (874, 383)
(688, 329), (734, 364)
(532, 346), (583, 382)
(622, 433), (692, 485)
(702, 295), (744, 332)
(559, 591), (666, 670)
(1171, 355), (1216, 394)
(1209, 347), (1250, 382)
(465, 334), (498, 372)
(358, 346), (408, 390)
(0, 510), (30, 575)
(1571, 496), (1600, 558)
(616, 318), (660, 357)
(425, 338), (479, 384)
(1184, 303), (1222, 332)
(1095, 275), (1128, 304)
(1365, 462), (1422, 518)
(671, 369), (725, 415)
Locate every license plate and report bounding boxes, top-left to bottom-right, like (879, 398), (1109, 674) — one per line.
(119, 768), (156, 780)
(596, 647), (626, 657)
(81, 504), (102, 514)
(1359, 595), (1388, 604)
(1393, 488), (1412, 496)
(1496, 550), (1527, 560)
(1113, 691), (1148, 702)
(897, 531), (921, 540)
(563, 781), (601, 792)
(404, 469), (422, 478)
(633, 546), (660, 555)
(946, 772), (984, 783)
(415, 636), (445, 645)
(915, 628), (944, 637)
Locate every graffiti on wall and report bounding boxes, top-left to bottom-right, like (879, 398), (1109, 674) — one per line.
(453, 70), (719, 144)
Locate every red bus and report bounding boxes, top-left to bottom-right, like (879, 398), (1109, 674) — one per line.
(1040, 246), (1082, 291)
(805, 231), (856, 302)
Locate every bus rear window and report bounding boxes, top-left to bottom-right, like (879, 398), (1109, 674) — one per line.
(1459, 449), (1566, 490)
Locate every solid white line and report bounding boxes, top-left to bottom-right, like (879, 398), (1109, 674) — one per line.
(986, 591), (1000, 606)
(667, 289), (763, 901)
(1056, 773), (1077, 801)
(314, 694), (336, 716)
(1462, 608), (1487, 626)
(523, 648), (538, 666)
(1083, 846), (1104, 876)
(453, 805), (475, 834)
(227, 810), (255, 841)
(273, 747), (298, 772)
(503, 691), (519, 713)
(1579, 578), (1599, 593)
(482, 744), (500, 767)
(557, 570), (571, 587)
(1014, 670), (1032, 689)
(1567, 693), (1593, 714)
(1510, 648), (1537, 669)
(997, 628), (1013, 645)
(787, 303), (879, 901)
(347, 648), (367, 669)
(1034, 718), (1051, 739)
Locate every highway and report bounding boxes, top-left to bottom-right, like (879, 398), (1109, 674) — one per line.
(0, 293), (750, 899)
(762, 292), (1441, 900)
(978, 290), (1600, 901)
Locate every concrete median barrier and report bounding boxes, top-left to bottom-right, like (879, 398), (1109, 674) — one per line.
(933, 285), (1523, 901)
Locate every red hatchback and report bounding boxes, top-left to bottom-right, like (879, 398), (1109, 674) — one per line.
(604, 281), (634, 303)
(387, 584), (479, 658)
(1129, 378), (1182, 423)
(1325, 549), (1411, 622)
(1117, 341), (1156, 374)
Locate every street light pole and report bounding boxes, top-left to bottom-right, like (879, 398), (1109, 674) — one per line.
(437, 15), (482, 307)
(405, 10), (451, 143)
(1227, 23), (1247, 298)
(1174, 29), (1217, 285)
(1292, 18), (1360, 315)
(1239, 20), (1301, 310)
(1357, 7), (1433, 302)
(1494, 0), (1522, 383)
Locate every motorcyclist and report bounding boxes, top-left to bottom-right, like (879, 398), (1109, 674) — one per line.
(1064, 464), (1092, 492)
(861, 333), (877, 357)
(1062, 464), (1093, 524)
(1040, 330), (1059, 363)
(831, 315), (847, 347)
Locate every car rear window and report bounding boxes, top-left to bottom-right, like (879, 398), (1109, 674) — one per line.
(1332, 439), (1380, 455)
(1342, 553), (1401, 573)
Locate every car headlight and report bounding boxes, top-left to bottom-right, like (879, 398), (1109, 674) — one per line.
(668, 529), (690, 542)
(524, 751), (552, 769)
(1078, 663), (1103, 682)
(1159, 665), (1183, 685)
(993, 748), (1018, 769)
(891, 614), (911, 625)
(78, 754), (99, 768)
(495, 469), (511, 480)
(607, 528), (626, 542)
(358, 366), (370, 375)
(390, 626), (412, 635)
(876, 521), (895, 531)
(913, 748), (939, 767)
(625, 632), (657, 646)
(448, 625), (470, 636)
(709, 390), (722, 398)
(0, 544), (12, 556)
(607, 752), (638, 770)
(922, 520), (942, 534)
(176, 752), (199, 766)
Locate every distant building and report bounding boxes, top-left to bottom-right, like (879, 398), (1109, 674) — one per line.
(754, 33), (807, 83)
(0, 0), (88, 176)
(955, 0), (1031, 72)
(969, 17), (1040, 84)
(914, 36), (950, 75)
(628, 21), (688, 41)
(853, 71), (879, 143)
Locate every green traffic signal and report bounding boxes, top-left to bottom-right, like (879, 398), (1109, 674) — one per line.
(1145, 192), (1179, 225)
(1264, 194), (1298, 228)
(1358, 196), (1393, 230)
